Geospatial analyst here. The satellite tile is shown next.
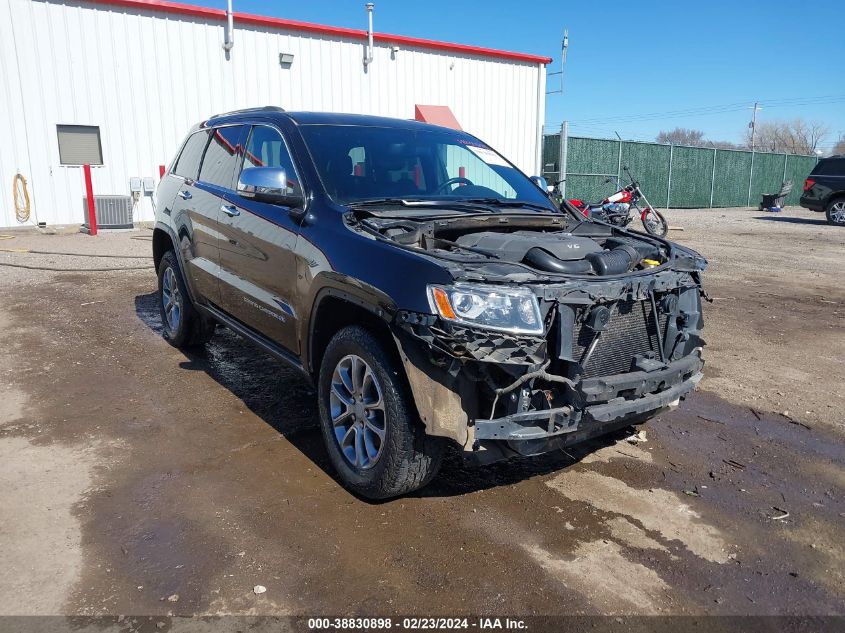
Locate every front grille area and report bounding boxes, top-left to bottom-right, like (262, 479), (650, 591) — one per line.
(572, 299), (668, 378)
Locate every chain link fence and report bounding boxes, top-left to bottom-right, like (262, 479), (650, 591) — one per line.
(542, 127), (819, 208)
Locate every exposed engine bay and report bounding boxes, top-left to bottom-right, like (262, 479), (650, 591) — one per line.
(455, 230), (660, 276)
(347, 209), (707, 463)
(351, 210), (684, 279)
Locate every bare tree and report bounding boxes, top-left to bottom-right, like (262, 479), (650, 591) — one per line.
(656, 128), (707, 146)
(830, 137), (845, 156)
(746, 118), (830, 154)
(655, 128), (741, 149)
(705, 139), (745, 150)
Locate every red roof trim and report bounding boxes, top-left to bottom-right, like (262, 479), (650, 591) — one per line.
(81, 0), (552, 65)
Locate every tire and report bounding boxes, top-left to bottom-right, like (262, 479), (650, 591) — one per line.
(317, 326), (444, 499)
(825, 198), (845, 226)
(157, 250), (215, 348)
(641, 207), (669, 237)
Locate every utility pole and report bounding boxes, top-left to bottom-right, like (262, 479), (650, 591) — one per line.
(749, 102), (761, 151)
(747, 101), (761, 207)
(546, 29), (569, 95)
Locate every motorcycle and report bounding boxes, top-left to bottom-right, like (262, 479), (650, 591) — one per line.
(567, 166), (669, 237)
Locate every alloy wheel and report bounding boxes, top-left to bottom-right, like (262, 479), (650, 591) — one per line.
(329, 354), (387, 469)
(830, 201), (845, 224)
(161, 266), (183, 332)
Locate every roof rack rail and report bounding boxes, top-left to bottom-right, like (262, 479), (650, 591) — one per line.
(210, 105), (286, 118)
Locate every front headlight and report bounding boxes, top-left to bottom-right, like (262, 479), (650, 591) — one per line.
(427, 283), (543, 335)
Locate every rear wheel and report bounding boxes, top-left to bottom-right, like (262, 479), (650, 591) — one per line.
(157, 250), (215, 348)
(825, 198), (845, 226)
(642, 207), (668, 237)
(317, 326), (444, 499)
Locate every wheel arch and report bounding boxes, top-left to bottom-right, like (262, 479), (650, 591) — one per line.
(306, 287), (398, 379)
(151, 222), (201, 304)
(826, 192), (845, 206)
(152, 226), (173, 272)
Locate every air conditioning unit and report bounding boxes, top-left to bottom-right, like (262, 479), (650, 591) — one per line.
(82, 195), (133, 229)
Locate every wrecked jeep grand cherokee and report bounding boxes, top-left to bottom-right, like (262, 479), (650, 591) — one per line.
(153, 108), (706, 499)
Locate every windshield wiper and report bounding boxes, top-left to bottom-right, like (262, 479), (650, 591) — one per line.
(346, 198), (413, 208)
(458, 198), (557, 212)
(346, 198), (500, 213)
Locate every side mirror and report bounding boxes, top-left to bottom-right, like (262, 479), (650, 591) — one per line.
(530, 175), (549, 192)
(237, 167), (303, 208)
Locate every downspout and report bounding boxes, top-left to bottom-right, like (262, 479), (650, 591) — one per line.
(223, 0), (234, 52)
(363, 3), (374, 67)
(535, 62), (546, 176)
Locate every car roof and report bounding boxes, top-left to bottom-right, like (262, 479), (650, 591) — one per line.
(203, 108), (470, 136)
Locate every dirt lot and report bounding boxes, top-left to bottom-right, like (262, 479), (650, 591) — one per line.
(0, 206), (843, 619)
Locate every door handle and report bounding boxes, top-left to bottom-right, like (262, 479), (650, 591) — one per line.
(178, 190), (192, 200)
(221, 204), (240, 217)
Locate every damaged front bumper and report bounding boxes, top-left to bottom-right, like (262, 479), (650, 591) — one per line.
(392, 271), (706, 463)
(473, 354), (702, 460)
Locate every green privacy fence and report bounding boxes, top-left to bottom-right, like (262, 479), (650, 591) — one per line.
(542, 132), (819, 209)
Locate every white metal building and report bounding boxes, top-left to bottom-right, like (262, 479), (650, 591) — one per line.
(0, 0), (550, 229)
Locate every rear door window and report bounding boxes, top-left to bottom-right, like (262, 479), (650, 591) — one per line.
(173, 130), (209, 180)
(241, 125), (302, 196)
(812, 158), (845, 176)
(199, 125), (246, 189)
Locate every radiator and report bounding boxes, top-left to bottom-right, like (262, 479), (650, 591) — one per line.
(82, 195), (133, 229)
(572, 299), (668, 378)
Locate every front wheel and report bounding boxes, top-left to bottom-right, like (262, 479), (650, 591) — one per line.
(317, 326), (444, 499)
(641, 208), (669, 237)
(825, 198), (845, 226)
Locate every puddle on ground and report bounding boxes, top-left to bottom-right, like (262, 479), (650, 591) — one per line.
(546, 470), (730, 563)
(605, 516), (670, 553)
(523, 540), (670, 615)
(579, 439), (654, 464)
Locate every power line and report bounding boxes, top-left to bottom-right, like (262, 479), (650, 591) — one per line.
(567, 94), (845, 126)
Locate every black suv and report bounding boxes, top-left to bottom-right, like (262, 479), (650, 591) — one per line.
(800, 155), (845, 225)
(153, 107), (707, 499)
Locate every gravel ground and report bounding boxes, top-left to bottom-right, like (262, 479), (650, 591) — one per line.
(664, 206), (844, 431)
(0, 208), (842, 619)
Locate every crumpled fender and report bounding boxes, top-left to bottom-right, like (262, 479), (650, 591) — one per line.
(391, 330), (476, 447)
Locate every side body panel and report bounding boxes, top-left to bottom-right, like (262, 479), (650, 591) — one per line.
(173, 181), (222, 306)
(216, 119), (306, 354)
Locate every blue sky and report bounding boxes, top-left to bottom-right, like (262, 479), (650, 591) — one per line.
(231, 0), (845, 150)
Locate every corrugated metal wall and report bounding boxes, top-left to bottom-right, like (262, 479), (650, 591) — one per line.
(543, 134), (819, 208)
(0, 0), (545, 228)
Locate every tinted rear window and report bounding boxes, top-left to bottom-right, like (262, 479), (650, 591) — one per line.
(173, 131), (209, 179)
(812, 158), (845, 176)
(200, 126), (245, 188)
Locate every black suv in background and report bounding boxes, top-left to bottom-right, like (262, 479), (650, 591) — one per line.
(153, 107), (707, 499)
(800, 155), (845, 225)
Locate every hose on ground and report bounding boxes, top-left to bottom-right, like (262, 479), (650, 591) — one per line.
(0, 248), (149, 258)
(0, 262), (153, 272)
(13, 174), (30, 224)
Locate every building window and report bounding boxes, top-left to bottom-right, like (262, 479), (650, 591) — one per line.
(57, 125), (103, 166)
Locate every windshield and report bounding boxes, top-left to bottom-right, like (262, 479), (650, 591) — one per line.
(299, 124), (555, 211)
